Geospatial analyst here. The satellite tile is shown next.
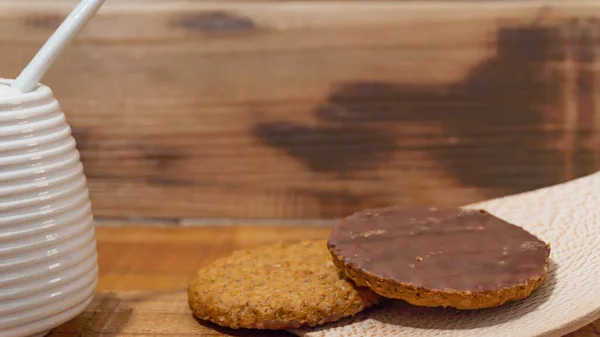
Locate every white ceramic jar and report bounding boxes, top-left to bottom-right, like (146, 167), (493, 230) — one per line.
(0, 79), (98, 337)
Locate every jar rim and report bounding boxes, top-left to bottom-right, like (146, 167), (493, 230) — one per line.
(0, 78), (53, 108)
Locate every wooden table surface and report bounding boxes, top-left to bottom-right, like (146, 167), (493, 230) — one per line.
(44, 225), (599, 337)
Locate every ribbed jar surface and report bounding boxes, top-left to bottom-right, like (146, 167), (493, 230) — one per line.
(0, 79), (97, 337)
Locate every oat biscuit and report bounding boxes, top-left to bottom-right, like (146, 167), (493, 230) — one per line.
(188, 240), (380, 329)
(328, 206), (551, 309)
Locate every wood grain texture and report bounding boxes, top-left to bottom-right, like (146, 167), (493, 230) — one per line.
(1, 1), (600, 219)
(94, 225), (332, 291)
(45, 225), (598, 336)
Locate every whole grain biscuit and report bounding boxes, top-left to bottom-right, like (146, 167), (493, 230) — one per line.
(188, 240), (380, 329)
(328, 206), (551, 310)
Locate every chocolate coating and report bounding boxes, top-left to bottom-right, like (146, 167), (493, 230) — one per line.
(328, 206), (550, 292)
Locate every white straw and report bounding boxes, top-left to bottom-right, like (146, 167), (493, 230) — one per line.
(11, 0), (106, 93)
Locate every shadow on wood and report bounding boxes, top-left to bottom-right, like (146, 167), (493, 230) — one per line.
(253, 18), (600, 216)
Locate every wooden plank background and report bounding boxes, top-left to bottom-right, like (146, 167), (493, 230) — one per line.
(1, 1), (599, 221)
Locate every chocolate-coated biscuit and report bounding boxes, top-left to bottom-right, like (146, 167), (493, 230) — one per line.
(328, 206), (550, 309)
(188, 240), (380, 329)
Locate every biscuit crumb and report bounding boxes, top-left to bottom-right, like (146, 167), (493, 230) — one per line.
(521, 241), (544, 251)
(359, 229), (387, 238)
